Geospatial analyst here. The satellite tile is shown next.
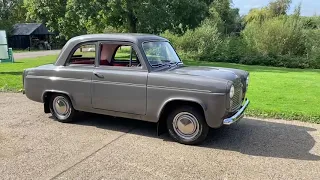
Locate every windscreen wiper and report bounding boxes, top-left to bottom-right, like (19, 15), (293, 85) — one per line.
(151, 63), (167, 68)
(162, 60), (183, 67)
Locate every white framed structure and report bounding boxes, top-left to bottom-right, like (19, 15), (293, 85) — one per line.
(0, 30), (9, 60)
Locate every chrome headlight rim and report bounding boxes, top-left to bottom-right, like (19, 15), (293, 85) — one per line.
(246, 76), (249, 87)
(229, 85), (235, 98)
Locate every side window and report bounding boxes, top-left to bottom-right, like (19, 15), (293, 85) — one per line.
(67, 44), (96, 65)
(114, 45), (137, 62)
(100, 43), (140, 67)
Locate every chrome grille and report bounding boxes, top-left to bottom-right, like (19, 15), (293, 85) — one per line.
(230, 79), (243, 111)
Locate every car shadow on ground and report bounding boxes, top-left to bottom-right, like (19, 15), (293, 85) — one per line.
(65, 113), (320, 161)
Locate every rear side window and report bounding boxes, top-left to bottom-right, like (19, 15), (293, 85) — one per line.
(100, 43), (141, 68)
(67, 44), (96, 65)
(114, 45), (137, 62)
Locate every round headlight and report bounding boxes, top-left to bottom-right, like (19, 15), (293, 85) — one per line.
(229, 85), (235, 98)
(246, 76), (249, 87)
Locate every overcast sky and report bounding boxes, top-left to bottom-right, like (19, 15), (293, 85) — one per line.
(233, 0), (320, 16)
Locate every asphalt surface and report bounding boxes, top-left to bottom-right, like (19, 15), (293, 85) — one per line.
(13, 50), (61, 60)
(0, 93), (320, 180)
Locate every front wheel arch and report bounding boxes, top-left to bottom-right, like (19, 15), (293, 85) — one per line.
(158, 99), (206, 122)
(157, 99), (207, 136)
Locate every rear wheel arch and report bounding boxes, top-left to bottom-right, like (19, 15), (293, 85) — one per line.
(42, 91), (73, 103)
(42, 91), (74, 113)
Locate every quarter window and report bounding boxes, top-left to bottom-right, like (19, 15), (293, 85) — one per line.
(67, 44), (96, 65)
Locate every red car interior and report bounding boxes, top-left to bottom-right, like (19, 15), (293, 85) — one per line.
(70, 44), (137, 67)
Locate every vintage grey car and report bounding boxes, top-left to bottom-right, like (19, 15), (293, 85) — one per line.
(23, 33), (250, 145)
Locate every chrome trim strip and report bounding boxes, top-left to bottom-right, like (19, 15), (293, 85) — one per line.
(148, 85), (214, 93)
(92, 80), (145, 87)
(27, 75), (91, 83)
(223, 99), (250, 125)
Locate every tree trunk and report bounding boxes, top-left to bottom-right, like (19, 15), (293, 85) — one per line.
(126, 0), (137, 33)
(128, 14), (137, 33)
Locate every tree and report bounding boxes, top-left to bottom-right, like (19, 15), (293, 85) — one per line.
(269, 0), (292, 16)
(103, 0), (209, 34)
(24, 0), (67, 34)
(0, 0), (26, 33)
(25, 0), (211, 39)
(244, 0), (292, 24)
(203, 0), (242, 34)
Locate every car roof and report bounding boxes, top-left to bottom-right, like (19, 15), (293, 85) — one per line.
(54, 33), (169, 66)
(68, 33), (168, 44)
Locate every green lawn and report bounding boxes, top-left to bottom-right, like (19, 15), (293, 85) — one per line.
(184, 60), (320, 123)
(0, 55), (57, 91)
(0, 55), (319, 123)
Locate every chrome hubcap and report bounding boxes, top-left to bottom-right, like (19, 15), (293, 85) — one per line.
(172, 112), (200, 140)
(53, 96), (71, 119)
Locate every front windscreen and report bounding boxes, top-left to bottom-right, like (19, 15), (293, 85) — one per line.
(142, 41), (181, 67)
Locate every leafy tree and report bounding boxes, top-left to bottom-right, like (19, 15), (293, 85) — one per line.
(24, 0), (68, 35)
(59, 0), (107, 39)
(25, 0), (210, 38)
(244, 0), (292, 24)
(269, 0), (292, 16)
(0, 0), (26, 34)
(102, 0), (209, 34)
(203, 0), (242, 34)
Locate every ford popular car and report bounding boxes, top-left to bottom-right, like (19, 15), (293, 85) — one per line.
(23, 34), (250, 145)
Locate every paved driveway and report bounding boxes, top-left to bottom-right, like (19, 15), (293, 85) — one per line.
(0, 93), (319, 179)
(13, 50), (61, 60)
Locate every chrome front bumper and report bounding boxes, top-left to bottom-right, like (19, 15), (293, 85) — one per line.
(223, 99), (250, 125)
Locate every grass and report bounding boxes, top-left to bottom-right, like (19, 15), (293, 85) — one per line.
(0, 55), (319, 123)
(184, 59), (320, 123)
(0, 55), (57, 91)
(13, 49), (48, 53)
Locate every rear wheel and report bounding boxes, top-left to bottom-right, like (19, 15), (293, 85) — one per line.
(49, 94), (76, 123)
(167, 106), (209, 145)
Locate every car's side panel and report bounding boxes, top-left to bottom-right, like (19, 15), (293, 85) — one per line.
(25, 65), (94, 110)
(91, 67), (148, 115)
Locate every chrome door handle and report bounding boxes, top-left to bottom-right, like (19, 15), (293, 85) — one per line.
(94, 72), (104, 78)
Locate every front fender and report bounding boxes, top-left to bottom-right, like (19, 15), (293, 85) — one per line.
(157, 97), (207, 120)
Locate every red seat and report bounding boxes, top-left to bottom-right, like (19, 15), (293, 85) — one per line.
(113, 63), (127, 67)
(100, 60), (111, 66)
(72, 59), (94, 64)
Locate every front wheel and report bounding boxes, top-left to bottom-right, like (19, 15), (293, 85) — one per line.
(49, 94), (76, 123)
(167, 106), (209, 145)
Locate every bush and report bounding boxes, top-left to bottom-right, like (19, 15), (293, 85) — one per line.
(304, 29), (320, 69)
(242, 15), (307, 57)
(239, 55), (312, 69)
(161, 15), (320, 69)
(161, 24), (223, 60)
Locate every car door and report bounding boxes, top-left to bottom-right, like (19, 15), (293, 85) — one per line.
(91, 43), (148, 115)
(50, 43), (97, 110)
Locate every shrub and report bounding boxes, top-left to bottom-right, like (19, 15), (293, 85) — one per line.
(242, 15), (307, 57)
(162, 14), (320, 69)
(161, 24), (223, 60)
(304, 29), (320, 69)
